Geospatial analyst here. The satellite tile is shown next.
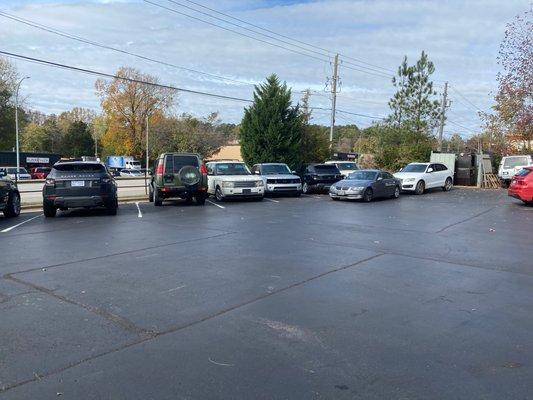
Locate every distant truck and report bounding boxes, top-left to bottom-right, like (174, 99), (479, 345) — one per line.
(105, 156), (141, 171)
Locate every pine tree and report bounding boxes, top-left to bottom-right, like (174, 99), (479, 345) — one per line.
(240, 74), (303, 168)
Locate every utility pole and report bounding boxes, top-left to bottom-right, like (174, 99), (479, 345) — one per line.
(329, 54), (339, 148)
(145, 115), (149, 195)
(14, 76), (30, 182)
(437, 81), (448, 152)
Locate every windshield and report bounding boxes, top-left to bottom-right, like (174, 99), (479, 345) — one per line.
(314, 165), (340, 173)
(401, 164), (427, 173)
(262, 164), (291, 175)
(7, 167), (29, 174)
(336, 162), (358, 170)
(347, 171), (378, 181)
(216, 163), (250, 175)
(515, 168), (531, 177)
(53, 163), (106, 173)
(503, 157), (529, 168)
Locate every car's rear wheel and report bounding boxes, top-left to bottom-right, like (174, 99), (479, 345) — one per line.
(392, 186), (400, 199)
(442, 177), (453, 191)
(415, 180), (425, 195)
(43, 200), (57, 218)
(148, 185), (154, 202)
(215, 186), (224, 202)
(154, 190), (162, 206)
(185, 195), (193, 205)
(195, 193), (206, 205)
(3, 192), (21, 217)
(363, 188), (373, 202)
(106, 197), (118, 215)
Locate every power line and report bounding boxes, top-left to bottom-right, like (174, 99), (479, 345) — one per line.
(0, 50), (256, 103)
(0, 10), (256, 87)
(447, 119), (479, 133)
(179, 0), (395, 74)
(449, 85), (485, 113)
(144, 0), (331, 64)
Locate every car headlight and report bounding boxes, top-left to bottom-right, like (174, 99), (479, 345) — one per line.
(222, 181), (234, 188)
(404, 178), (415, 182)
(329, 186), (336, 192)
(350, 186), (365, 191)
(255, 180), (264, 187)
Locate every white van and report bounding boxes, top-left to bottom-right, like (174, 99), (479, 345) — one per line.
(498, 155), (533, 184)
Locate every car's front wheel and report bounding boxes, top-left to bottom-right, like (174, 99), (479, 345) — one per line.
(3, 191), (21, 217)
(195, 193), (206, 205)
(442, 177), (453, 191)
(215, 186), (224, 202)
(363, 188), (373, 202)
(302, 182), (310, 194)
(415, 180), (425, 195)
(391, 186), (400, 199)
(43, 200), (57, 218)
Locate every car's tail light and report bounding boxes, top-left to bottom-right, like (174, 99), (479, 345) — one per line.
(156, 163), (164, 175)
(101, 177), (112, 183)
(45, 178), (55, 186)
(199, 164), (208, 175)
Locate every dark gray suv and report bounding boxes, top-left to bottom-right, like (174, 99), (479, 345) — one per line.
(42, 161), (118, 217)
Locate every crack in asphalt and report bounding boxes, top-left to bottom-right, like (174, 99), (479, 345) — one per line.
(435, 206), (499, 233)
(0, 252), (384, 394)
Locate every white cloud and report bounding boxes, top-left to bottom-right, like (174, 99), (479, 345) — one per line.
(0, 0), (529, 134)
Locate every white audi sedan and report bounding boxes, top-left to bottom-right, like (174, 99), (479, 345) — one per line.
(394, 162), (453, 195)
(206, 161), (264, 201)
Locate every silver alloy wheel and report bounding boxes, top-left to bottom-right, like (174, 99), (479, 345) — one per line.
(444, 178), (453, 191)
(415, 180), (425, 195)
(215, 187), (224, 201)
(302, 182), (309, 194)
(393, 186), (400, 198)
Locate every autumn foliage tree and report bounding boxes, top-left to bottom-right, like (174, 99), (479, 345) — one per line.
(96, 67), (174, 158)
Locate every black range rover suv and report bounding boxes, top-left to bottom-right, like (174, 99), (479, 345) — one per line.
(42, 161), (118, 217)
(299, 163), (343, 193)
(0, 171), (21, 217)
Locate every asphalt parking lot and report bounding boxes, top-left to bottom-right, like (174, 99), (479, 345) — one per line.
(1, 188), (532, 399)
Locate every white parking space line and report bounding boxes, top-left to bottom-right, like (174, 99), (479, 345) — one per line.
(264, 198), (280, 203)
(1, 213), (43, 233)
(135, 202), (143, 218)
(206, 200), (225, 209)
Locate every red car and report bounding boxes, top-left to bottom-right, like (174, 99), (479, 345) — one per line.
(508, 167), (533, 205)
(29, 167), (51, 180)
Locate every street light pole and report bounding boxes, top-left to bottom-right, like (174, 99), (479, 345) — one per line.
(15, 76), (30, 182)
(145, 115), (149, 195)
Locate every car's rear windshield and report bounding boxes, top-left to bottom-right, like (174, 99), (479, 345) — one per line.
(336, 162), (358, 170)
(36, 167), (51, 172)
(53, 164), (106, 173)
(262, 164), (291, 175)
(515, 168), (531, 177)
(7, 167), (29, 174)
(314, 165), (339, 173)
(215, 163), (250, 175)
(165, 155), (199, 173)
(402, 164), (427, 173)
(347, 171), (378, 181)
(503, 157), (529, 168)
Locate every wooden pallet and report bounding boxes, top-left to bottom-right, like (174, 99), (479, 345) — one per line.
(481, 173), (500, 189)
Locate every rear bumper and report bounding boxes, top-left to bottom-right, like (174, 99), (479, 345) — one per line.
(46, 195), (113, 208)
(158, 185), (206, 198)
(508, 188), (532, 202)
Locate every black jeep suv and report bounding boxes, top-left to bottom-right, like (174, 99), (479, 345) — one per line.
(298, 163), (343, 194)
(0, 171), (21, 217)
(42, 161), (118, 217)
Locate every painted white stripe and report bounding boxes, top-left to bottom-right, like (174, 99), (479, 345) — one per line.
(1, 214), (43, 233)
(135, 202), (142, 218)
(264, 198), (280, 203)
(206, 200), (225, 209)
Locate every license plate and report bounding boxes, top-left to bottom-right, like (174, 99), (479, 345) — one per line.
(242, 189), (251, 194)
(71, 181), (85, 187)
(338, 190), (345, 195)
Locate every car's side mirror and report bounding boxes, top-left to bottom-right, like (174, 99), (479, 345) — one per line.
(398, 168), (403, 172)
(0, 170), (5, 178)
(291, 170), (296, 174)
(427, 168), (434, 173)
(377, 177), (383, 181)
(254, 170), (260, 175)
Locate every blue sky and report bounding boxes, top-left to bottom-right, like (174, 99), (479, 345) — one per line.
(0, 0), (530, 137)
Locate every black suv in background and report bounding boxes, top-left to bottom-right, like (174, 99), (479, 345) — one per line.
(42, 161), (118, 217)
(149, 153), (208, 206)
(298, 163), (343, 193)
(0, 171), (21, 217)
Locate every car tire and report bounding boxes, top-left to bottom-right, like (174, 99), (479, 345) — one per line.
(106, 198), (118, 215)
(294, 191), (301, 197)
(302, 182), (310, 194)
(391, 186), (400, 199)
(43, 200), (57, 218)
(148, 185), (154, 202)
(215, 186), (224, 202)
(3, 191), (21, 218)
(331, 196), (340, 201)
(255, 196), (264, 201)
(194, 194), (206, 205)
(154, 190), (162, 207)
(185, 195), (193, 205)
(415, 180), (425, 195)
(363, 188), (373, 202)
(442, 177), (453, 191)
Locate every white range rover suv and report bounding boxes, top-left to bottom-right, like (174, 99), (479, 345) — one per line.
(206, 161), (264, 201)
(394, 162), (453, 195)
